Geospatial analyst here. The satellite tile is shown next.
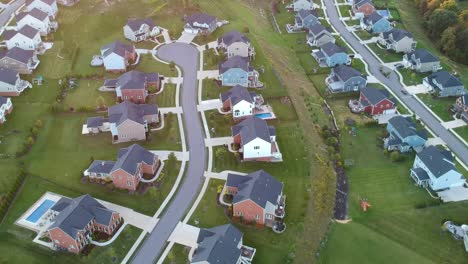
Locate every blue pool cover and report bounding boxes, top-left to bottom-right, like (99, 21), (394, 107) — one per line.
(26, 199), (56, 223)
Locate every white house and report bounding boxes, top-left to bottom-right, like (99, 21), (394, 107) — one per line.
(26, 0), (58, 18)
(123, 18), (160, 42)
(100, 41), (137, 73)
(220, 85), (263, 119)
(286, 0), (315, 11)
(0, 67), (32, 96)
(2, 25), (43, 52)
(16, 8), (54, 36)
(410, 146), (465, 191)
(184, 13), (218, 35)
(0, 97), (13, 124)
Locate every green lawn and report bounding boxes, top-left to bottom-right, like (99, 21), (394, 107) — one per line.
(203, 49), (224, 70)
(132, 54), (175, 77)
(339, 5), (352, 17)
(453, 126), (468, 142)
(367, 43), (403, 63)
(417, 94), (454, 122)
(62, 79), (116, 111)
(354, 30), (373, 41)
(345, 19), (360, 26)
(351, 58), (366, 73)
(148, 83), (177, 107)
(162, 243), (190, 264)
(397, 68), (429, 86)
(205, 110), (233, 137)
(202, 79), (225, 101)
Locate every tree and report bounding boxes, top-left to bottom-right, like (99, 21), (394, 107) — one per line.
(440, 0), (458, 11)
(426, 9), (458, 37)
(169, 61), (176, 71)
(26, 136), (34, 146)
(440, 27), (457, 53)
(390, 151), (401, 162)
(31, 127), (39, 136)
(217, 185), (224, 194)
(34, 119), (43, 129)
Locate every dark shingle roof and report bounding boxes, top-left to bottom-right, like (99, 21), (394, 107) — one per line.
(321, 42), (347, 57)
(126, 18), (156, 31)
(355, 0), (373, 7)
(108, 101), (158, 126)
(193, 224), (242, 264)
(408, 49), (439, 63)
(219, 56), (250, 74)
(186, 13), (216, 25)
(427, 71), (463, 88)
(3, 25), (39, 40)
(364, 11), (384, 24)
(416, 146), (458, 178)
(48, 194), (115, 239)
(333, 65), (364, 81)
(86, 160), (116, 174)
(16, 8), (48, 22)
(388, 116), (427, 140)
(112, 144), (157, 175)
(101, 41), (135, 58)
(308, 23), (328, 35)
(116, 70), (159, 90)
(297, 9), (318, 20)
(0, 47), (34, 64)
(412, 167), (430, 181)
(382, 28), (413, 42)
(231, 117), (273, 144)
(0, 67), (18, 85)
(360, 87), (395, 105)
(221, 85), (255, 105)
(227, 170), (283, 208)
(218, 31), (250, 46)
(0, 96), (9, 105)
(26, 0), (56, 6)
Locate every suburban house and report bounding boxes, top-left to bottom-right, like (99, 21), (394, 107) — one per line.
(452, 94), (468, 123)
(123, 18), (160, 42)
(384, 116), (427, 153)
(312, 42), (351, 67)
(221, 85), (264, 119)
(16, 8), (56, 36)
(217, 31), (255, 59)
(352, 0), (375, 17)
(410, 146), (465, 191)
(103, 70), (161, 103)
(231, 117), (281, 161)
(0, 97), (13, 124)
(326, 65), (367, 93)
(26, 0), (58, 18)
(46, 194), (121, 253)
(294, 9), (319, 30)
(0, 47), (40, 74)
(286, 0), (315, 12)
(423, 71), (466, 97)
(100, 41), (137, 73)
(378, 28), (416, 53)
(0, 67), (32, 96)
(403, 48), (441, 73)
(57, 0), (79, 6)
(184, 13), (218, 35)
(190, 224), (256, 264)
(306, 23), (335, 47)
(225, 170), (285, 227)
(83, 144), (160, 191)
(359, 87), (397, 116)
(2, 25), (43, 52)
(360, 11), (392, 34)
(218, 56), (262, 88)
(86, 101), (159, 144)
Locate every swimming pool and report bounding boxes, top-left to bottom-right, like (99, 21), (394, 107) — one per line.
(26, 199), (56, 224)
(255, 113), (273, 119)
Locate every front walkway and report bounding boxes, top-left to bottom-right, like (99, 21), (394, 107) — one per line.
(90, 222), (129, 246)
(197, 40), (218, 52)
(167, 222), (200, 248)
(442, 119), (467, 129)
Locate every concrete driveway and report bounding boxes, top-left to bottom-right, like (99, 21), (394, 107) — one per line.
(131, 42), (207, 264)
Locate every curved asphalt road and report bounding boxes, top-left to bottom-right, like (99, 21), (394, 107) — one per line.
(323, 0), (468, 165)
(131, 43), (206, 264)
(0, 0), (25, 30)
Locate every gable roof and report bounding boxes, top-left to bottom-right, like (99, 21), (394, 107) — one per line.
(26, 0), (56, 6)
(126, 18), (156, 31)
(193, 224), (242, 263)
(427, 71), (464, 88)
(108, 101), (158, 126)
(308, 23), (330, 35)
(0, 47), (34, 64)
(221, 85), (255, 105)
(333, 65), (364, 81)
(112, 144), (157, 175)
(3, 25), (39, 40)
(388, 116), (427, 140)
(219, 56), (250, 74)
(297, 9), (318, 20)
(0, 96), (9, 105)
(407, 48), (439, 63)
(231, 116), (273, 144)
(218, 30), (250, 46)
(416, 146), (459, 178)
(16, 8), (48, 22)
(0, 67), (18, 85)
(382, 28), (413, 42)
(321, 42), (347, 57)
(360, 87), (395, 105)
(116, 70), (159, 90)
(186, 13), (216, 25)
(86, 116), (106, 128)
(86, 160), (116, 174)
(355, 0), (373, 7)
(227, 170), (283, 208)
(364, 11), (385, 24)
(101, 41), (135, 58)
(48, 194), (115, 239)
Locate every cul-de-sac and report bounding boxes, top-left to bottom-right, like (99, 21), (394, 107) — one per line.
(0, 0), (467, 263)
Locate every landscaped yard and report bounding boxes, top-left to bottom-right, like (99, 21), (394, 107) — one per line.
(417, 94), (454, 122)
(367, 43), (403, 63)
(354, 29), (373, 40)
(148, 83), (177, 107)
(339, 5), (352, 17)
(453, 126), (468, 142)
(205, 110), (233, 137)
(201, 79), (226, 101)
(397, 68), (429, 86)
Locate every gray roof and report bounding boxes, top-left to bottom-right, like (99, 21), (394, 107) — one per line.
(308, 23), (330, 36)
(0, 96), (8, 105)
(86, 160), (116, 174)
(26, 0), (55, 6)
(193, 224), (242, 264)
(2, 25), (39, 40)
(117, 70), (159, 90)
(48, 194), (116, 239)
(108, 101), (158, 126)
(297, 9), (318, 20)
(231, 116), (273, 144)
(427, 71), (463, 89)
(408, 49), (439, 63)
(221, 85), (255, 105)
(126, 18), (156, 31)
(0, 67), (18, 85)
(219, 56), (250, 74)
(227, 170), (283, 208)
(382, 28), (413, 42)
(186, 13), (216, 25)
(16, 8), (48, 22)
(333, 65), (364, 81)
(112, 144), (157, 175)
(364, 11), (384, 24)
(412, 167), (430, 181)
(388, 116), (427, 140)
(355, 0), (373, 8)
(87, 116), (105, 128)
(101, 41), (135, 58)
(416, 146), (458, 178)
(321, 42), (347, 57)
(360, 87), (395, 105)
(218, 30), (250, 46)
(0, 47), (34, 64)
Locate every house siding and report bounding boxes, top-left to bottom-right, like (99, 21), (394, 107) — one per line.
(115, 119), (146, 143)
(242, 137), (272, 159)
(343, 76), (367, 92)
(120, 89), (147, 103)
(233, 199), (265, 225)
(226, 42), (250, 58)
(326, 53), (349, 67)
(220, 68), (249, 87)
(111, 168), (140, 191)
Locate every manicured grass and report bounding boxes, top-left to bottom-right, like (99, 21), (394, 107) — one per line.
(397, 68), (428, 86)
(61, 79), (116, 111)
(162, 243), (190, 264)
(202, 79), (225, 101)
(354, 30), (373, 40)
(345, 19), (360, 26)
(417, 94), (454, 122)
(132, 54), (175, 77)
(205, 110), (234, 137)
(339, 5), (352, 17)
(453, 126), (468, 142)
(351, 58), (366, 73)
(367, 43), (403, 63)
(203, 49), (224, 70)
(148, 83), (177, 107)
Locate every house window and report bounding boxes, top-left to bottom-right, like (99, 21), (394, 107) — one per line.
(254, 146), (260, 150)
(266, 214), (272, 220)
(127, 180), (132, 186)
(255, 214), (260, 220)
(238, 211), (243, 216)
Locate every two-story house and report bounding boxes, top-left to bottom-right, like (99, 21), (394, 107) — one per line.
(423, 71), (465, 97)
(452, 94), (468, 123)
(100, 41), (137, 73)
(326, 65), (367, 93)
(16, 8), (55, 36)
(2, 25), (43, 52)
(231, 117), (281, 161)
(360, 11), (392, 34)
(306, 22), (335, 47)
(217, 31), (255, 59)
(403, 48), (441, 73)
(220, 85), (264, 120)
(384, 116), (427, 153)
(286, 0), (315, 12)
(312, 42), (351, 67)
(410, 146), (465, 191)
(294, 9), (319, 30)
(378, 28), (416, 53)
(218, 56), (262, 88)
(0, 67), (32, 96)
(225, 170), (285, 227)
(0, 97), (13, 124)
(184, 13), (218, 35)
(0, 47), (40, 74)
(359, 86), (397, 116)
(103, 70), (161, 103)
(26, 0), (58, 18)
(352, 0), (375, 17)
(123, 18), (160, 42)
(47, 194), (121, 253)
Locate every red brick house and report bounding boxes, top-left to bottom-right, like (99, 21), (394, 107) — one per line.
(359, 87), (397, 116)
(225, 170), (285, 227)
(352, 0), (375, 16)
(83, 144), (160, 191)
(104, 70), (161, 104)
(47, 194), (121, 253)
